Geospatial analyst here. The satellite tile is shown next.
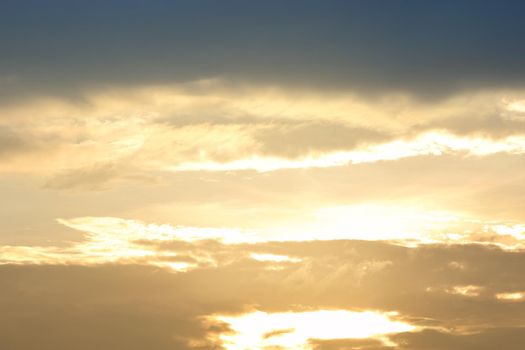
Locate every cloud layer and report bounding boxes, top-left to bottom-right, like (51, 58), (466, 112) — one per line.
(3, 2), (525, 349)
(2, 1), (525, 101)
(2, 238), (525, 349)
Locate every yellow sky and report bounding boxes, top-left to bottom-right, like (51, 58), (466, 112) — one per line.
(2, 85), (525, 348)
(3, 3), (525, 347)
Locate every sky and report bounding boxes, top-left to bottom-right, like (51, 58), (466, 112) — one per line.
(2, 1), (525, 349)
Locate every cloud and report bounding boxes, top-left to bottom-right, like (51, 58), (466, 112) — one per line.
(2, 239), (525, 349)
(2, 1), (525, 101)
(4, 84), (525, 179)
(312, 328), (525, 350)
(388, 328), (525, 350)
(254, 122), (390, 158)
(3, 3), (525, 348)
(44, 162), (161, 191)
(0, 126), (35, 158)
(0, 265), (222, 350)
(4, 210), (525, 273)
(45, 162), (123, 191)
(416, 112), (525, 139)
(172, 130), (525, 172)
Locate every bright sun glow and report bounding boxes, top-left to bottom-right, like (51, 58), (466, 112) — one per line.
(506, 99), (525, 113)
(311, 204), (461, 241)
(208, 310), (415, 350)
(250, 253), (302, 263)
(451, 285), (483, 297)
(495, 292), (525, 301)
(261, 203), (471, 244)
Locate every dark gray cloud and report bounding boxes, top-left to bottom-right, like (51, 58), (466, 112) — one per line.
(1, 1), (525, 102)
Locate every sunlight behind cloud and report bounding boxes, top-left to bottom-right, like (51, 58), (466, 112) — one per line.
(3, 210), (525, 271)
(0, 217), (258, 270)
(170, 131), (525, 172)
(5, 84), (525, 176)
(451, 285), (483, 297)
(495, 292), (525, 301)
(58, 217), (261, 244)
(250, 253), (302, 263)
(506, 99), (525, 113)
(207, 310), (415, 350)
(4, 2), (525, 349)
(309, 204), (462, 241)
